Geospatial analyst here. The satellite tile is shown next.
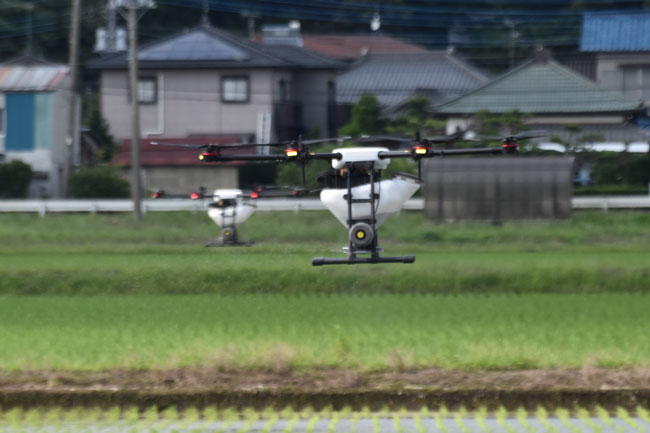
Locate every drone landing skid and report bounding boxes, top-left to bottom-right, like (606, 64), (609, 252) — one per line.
(312, 255), (415, 266)
(205, 240), (254, 247)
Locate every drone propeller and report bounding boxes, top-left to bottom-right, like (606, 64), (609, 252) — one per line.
(476, 130), (548, 141)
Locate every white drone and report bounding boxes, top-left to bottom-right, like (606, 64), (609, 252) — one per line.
(156, 132), (542, 265)
(153, 186), (303, 246)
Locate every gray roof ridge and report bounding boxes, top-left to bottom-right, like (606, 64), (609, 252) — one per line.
(444, 52), (490, 83)
(436, 58), (536, 109)
(263, 43), (345, 67)
(201, 25), (288, 64)
(544, 58), (642, 107)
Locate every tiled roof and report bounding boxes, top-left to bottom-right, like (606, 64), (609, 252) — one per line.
(436, 57), (643, 114)
(300, 34), (427, 60)
(114, 136), (250, 167)
(89, 25), (343, 70)
(0, 65), (68, 92)
(337, 52), (489, 111)
(581, 12), (650, 52)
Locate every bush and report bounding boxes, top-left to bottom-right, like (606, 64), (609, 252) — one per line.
(68, 166), (130, 198)
(574, 184), (649, 196)
(588, 152), (650, 185)
(0, 160), (33, 198)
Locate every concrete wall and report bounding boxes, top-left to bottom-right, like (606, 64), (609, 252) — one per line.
(292, 70), (337, 137)
(140, 165), (238, 195)
(423, 157), (574, 221)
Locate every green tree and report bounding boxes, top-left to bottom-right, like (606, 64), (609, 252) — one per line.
(83, 93), (116, 162)
(387, 96), (445, 136)
(339, 93), (386, 138)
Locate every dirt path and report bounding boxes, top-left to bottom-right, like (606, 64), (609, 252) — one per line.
(3, 368), (650, 410)
(3, 367), (650, 392)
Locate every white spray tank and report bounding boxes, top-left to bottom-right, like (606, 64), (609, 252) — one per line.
(319, 148), (421, 227)
(207, 189), (256, 228)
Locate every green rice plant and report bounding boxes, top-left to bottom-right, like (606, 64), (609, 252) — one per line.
(242, 407), (259, 423)
(305, 415), (320, 433)
(261, 413), (279, 433)
(475, 406), (490, 433)
(576, 407), (602, 433)
(637, 406), (650, 424)
(350, 411), (361, 433)
(496, 406), (516, 433)
(283, 413), (300, 433)
(280, 406), (295, 420)
(433, 408), (448, 433)
(616, 407), (641, 433)
(23, 408), (42, 426)
(595, 406), (616, 429)
(327, 412), (340, 433)
(182, 407), (200, 424)
(516, 407), (536, 433)
(454, 406), (471, 433)
(299, 406), (314, 420)
(122, 406), (140, 424)
(392, 414), (404, 433)
(142, 406), (159, 423)
(202, 406), (219, 422)
(2, 407), (24, 431)
(162, 406), (180, 422)
(535, 406), (557, 433)
(372, 413), (381, 433)
(556, 407), (582, 433)
(414, 414), (426, 433)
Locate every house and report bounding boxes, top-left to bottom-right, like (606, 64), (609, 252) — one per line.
(435, 50), (648, 146)
(336, 51), (489, 115)
(0, 57), (71, 198)
(581, 12), (650, 105)
(88, 23), (344, 193)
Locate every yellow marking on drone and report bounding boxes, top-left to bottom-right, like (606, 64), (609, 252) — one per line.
(414, 148), (428, 155)
(356, 231), (366, 239)
(286, 150), (299, 157)
(199, 154), (204, 160)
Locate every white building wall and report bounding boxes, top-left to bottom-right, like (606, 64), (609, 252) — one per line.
(101, 69), (276, 141)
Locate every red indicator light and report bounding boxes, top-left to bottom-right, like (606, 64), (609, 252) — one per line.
(190, 192), (200, 200)
(151, 192), (160, 198)
(250, 192), (259, 199)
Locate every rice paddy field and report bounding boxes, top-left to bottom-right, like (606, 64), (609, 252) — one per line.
(2, 405), (650, 433)
(0, 210), (650, 371)
(1, 210), (650, 416)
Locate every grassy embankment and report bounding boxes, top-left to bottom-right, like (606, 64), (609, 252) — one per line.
(0, 210), (649, 370)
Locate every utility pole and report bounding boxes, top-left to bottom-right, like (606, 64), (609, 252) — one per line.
(128, 3), (142, 221)
(64, 0), (81, 197)
(504, 19), (519, 70)
(116, 0), (155, 222)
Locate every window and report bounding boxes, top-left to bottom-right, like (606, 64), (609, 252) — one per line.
(327, 80), (336, 105)
(137, 77), (157, 104)
(221, 76), (249, 103)
(278, 79), (288, 103)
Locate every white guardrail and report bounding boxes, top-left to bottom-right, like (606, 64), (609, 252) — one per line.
(0, 196), (649, 214)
